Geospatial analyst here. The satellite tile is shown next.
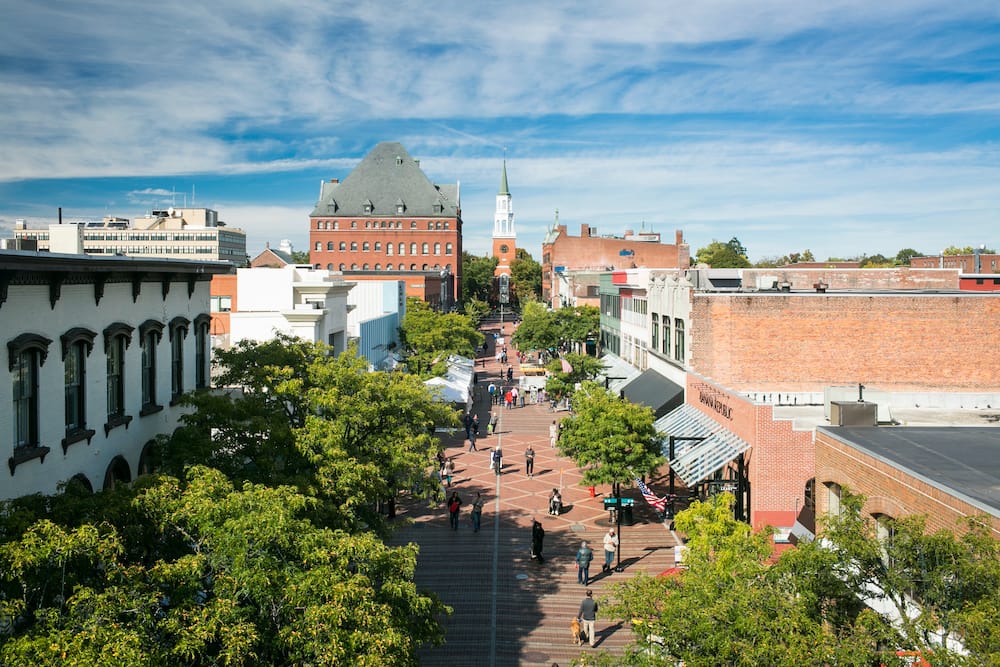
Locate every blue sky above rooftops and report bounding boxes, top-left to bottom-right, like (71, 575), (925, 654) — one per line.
(2, 1), (999, 262)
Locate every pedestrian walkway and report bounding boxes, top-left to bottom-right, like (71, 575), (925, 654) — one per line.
(389, 317), (681, 666)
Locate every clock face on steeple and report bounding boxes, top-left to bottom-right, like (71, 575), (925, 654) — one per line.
(500, 244), (509, 254)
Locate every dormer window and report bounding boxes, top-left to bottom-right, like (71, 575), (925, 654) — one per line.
(396, 155), (403, 166)
(396, 199), (405, 214)
(433, 202), (443, 214)
(363, 199), (373, 214)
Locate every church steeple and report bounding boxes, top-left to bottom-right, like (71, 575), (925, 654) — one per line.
(492, 157), (516, 278)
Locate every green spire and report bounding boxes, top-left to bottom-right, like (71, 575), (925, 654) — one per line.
(499, 160), (509, 196)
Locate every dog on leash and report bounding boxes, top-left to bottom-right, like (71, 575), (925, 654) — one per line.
(570, 617), (582, 646)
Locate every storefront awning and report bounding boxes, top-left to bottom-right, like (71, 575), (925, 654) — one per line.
(620, 368), (685, 419)
(655, 404), (751, 486)
(597, 353), (641, 394)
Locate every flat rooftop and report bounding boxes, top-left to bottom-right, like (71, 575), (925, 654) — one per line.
(818, 425), (1000, 517)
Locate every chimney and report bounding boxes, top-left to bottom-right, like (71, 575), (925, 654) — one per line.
(580, 224), (590, 237)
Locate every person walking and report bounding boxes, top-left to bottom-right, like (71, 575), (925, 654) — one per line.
(488, 411), (498, 435)
(577, 590), (599, 648)
(531, 519), (545, 560)
(525, 445), (535, 478)
(463, 411), (473, 439)
(494, 445), (503, 475)
(471, 492), (485, 532)
(468, 427), (478, 452)
(576, 541), (594, 585)
(489, 446), (498, 472)
(549, 488), (562, 515)
(488, 382), (497, 405)
(504, 389), (513, 410)
(472, 413), (480, 436)
(506, 365), (513, 382)
(444, 458), (455, 487)
(602, 528), (619, 573)
(447, 491), (462, 531)
(549, 420), (558, 448)
(511, 386), (519, 408)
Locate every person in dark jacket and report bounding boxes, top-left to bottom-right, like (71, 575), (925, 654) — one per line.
(531, 519), (545, 560)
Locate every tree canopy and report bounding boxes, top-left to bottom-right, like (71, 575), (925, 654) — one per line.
(510, 248), (542, 304)
(543, 352), (605, 400)
(0, 468), (449, 666)
(512, 302), (599, 354)
(399, 297), (482, 377)
(694, 237), (751, 268)
(555, 381), (663, 489)
(597, 492), (1000, 667)
(460, 252), (498, 305)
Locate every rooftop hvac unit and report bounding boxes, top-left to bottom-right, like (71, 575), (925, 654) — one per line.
(830, 401), (877, 427)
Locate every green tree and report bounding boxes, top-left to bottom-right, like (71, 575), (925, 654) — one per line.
(554, 305), (599, 352)
(291, 250), (311, 263)
(400, 297), (482, 377)
(157, 335), (456, 533)
(510, 248), (542, 304)
(895, 248), (922, 266)
(0, 467), (450, 666)
(556, 381), (663, 494)
(943, 245), (996, 255)
(543, 352), (605, 401)
(511, 301), (560, 352)
(694, 237), (752, 268)
(460, 252), (498, 304)
(461, 297), (491, 328)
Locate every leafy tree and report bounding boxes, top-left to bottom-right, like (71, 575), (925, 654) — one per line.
(754, 249), (817, 268)
(554, 305), (599, 352)
(598, 491), (999, 667)
(460, 252), (497, 305)
(157, 334), (457, 533)
(895, 248), (922, 266)
(510, 248), (542, 304)
(859, 253), (894, 268)
(511, 301), (560, 351)
(543, 352), (605, 401)
(943, 245), (996, 255)
(0, 467), (450, 666)
(291, 250), (311, 264)
(556, 381), (663, 495)
(694, 237), (752, 268)
(400, 297), (482, 377)
(461, 297), (490, 328)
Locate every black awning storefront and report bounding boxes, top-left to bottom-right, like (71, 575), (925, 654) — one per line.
(620, 368), (685, 419)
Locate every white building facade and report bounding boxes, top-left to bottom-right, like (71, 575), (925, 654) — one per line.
(2, 251), (229, 500)
(229, 265), (353, 353)
(346, 280), (406, 370)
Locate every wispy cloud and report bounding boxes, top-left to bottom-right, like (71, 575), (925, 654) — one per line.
(1, 1), (999, 261)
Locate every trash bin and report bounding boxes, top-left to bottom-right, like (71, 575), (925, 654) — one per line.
(621, 500), (634, 526)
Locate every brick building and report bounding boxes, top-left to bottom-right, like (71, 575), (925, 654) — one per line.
(541, 220), (688, 307)
(815, 426), (1000, 539)
(911, 251), (1000, 275)
(308, 142), (461, 307)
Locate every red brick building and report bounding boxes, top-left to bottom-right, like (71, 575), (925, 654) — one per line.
(541, 222), (688, 307)
(815, 427), (1000, 539)
(308, 142), (462, 307)
(911, 252), (1000, 275)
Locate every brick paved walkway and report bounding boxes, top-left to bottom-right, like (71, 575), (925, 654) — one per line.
(390, 318), (682, 667)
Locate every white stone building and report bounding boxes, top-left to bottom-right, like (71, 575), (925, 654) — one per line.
(1, 251), (230, 500)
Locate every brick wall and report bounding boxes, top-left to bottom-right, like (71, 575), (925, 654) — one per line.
(691, 293), (1000, 393)
(685, 375), (816, 531)
(815, 431), (1000, 538)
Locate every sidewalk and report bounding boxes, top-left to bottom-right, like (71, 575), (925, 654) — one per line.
(389, 318), (681, 666)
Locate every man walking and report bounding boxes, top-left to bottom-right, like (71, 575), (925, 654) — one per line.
(447, 491), (462, 531)
(471, 492), (485, 532)
(468, 427), (478, 452)
(577, 589), (598, 647)
(602, 528), (618, 572)
(525, 445), (535, 478)
(576, 541), (594, 585)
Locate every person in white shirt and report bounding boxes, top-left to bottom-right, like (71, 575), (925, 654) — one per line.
(602, 528), (619, 572)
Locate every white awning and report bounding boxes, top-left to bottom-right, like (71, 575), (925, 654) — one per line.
(655, 404), (751, 486)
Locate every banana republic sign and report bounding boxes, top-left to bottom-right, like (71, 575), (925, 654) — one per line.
(696, 383), (733, 420)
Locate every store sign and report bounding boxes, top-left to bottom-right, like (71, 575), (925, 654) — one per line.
(695, 383), (733, 420)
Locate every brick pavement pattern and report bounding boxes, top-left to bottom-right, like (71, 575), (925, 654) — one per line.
(390, 317), (681, 666)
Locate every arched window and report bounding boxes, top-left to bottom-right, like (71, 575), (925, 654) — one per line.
(386, 263), (394, 270)
(374, 263), (381, 271)
(824, 482), (842, 517)
(339, 241), (346, 251)
(446, 242), (453, 255)
(314, 241), (321, 251)
(410, 263), (417, 271)
(374, 242), (382, 252)
(410, 243), (418, 255)
(399, 243), (406, 256)
(421, 242), (428, 255)
(350, 241), (358, 251)
(351, 263), (358, 270)
(326, 241), (334, 251)
(339, 263), (346, 271)
(363, 263), (370, 270)
(327, 263), (334, 271)
(422, 264), (429, 270)
(363, 241), (370, 251)
(434, 242), (441, 255)
(386, 244), (394, 256)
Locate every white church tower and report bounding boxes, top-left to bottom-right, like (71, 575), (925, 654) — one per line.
(492, 159), (517, 279)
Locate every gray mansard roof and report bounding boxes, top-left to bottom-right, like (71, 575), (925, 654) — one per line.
(311, 142), (460, 218)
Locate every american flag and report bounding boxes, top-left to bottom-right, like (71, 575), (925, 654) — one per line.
(636, 478), (667, 512)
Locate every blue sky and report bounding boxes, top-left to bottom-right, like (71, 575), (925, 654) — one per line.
(2, 1), (1000, 262)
